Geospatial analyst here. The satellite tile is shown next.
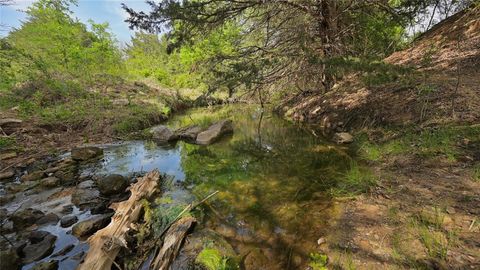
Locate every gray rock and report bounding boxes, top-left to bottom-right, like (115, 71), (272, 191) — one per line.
(22, 233), (57, 263)
(97, 174), (128, 195)
(40, 177), (60, 188)
(333, 132), (354, 144)
(175, 125), (203, 141)
(71, 147), (103, 161)
(28, 231), (50, 243)
(31, 260), (58, 270)
(72, 214), (112, 238)
(21, 170), (45, 182)
(0, 169), (15, 181)
(11, 208), (45, 229)
(60, 215), (78, 228)
(77, 180), (95, 189)
(71, 187), (101, 207)
(149, 125), (177, 142)
(0, 248), (20, 270)
(36, 213), (59, 225)
(196, 120), (233, 145)
(53, 166), (77, 184)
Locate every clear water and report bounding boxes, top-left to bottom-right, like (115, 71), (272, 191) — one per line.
(87, 105), (354, 269)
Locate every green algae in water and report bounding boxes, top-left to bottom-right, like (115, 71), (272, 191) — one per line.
(87, 105), (372, 269)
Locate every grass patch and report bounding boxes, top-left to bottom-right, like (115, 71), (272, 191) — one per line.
(330, 162), (377, 197)
(356, 125), (480, 162)
(472, 164), (480, 182)
(308, 253), (329, 270)
(0, 137), (16, 149)
(196, 248), (238, 270)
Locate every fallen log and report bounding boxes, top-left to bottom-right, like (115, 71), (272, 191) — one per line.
(77, 170), (161, 270)
(150, 216), (196, 270)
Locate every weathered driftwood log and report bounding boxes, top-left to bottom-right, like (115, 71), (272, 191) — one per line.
(76, 170), (161, 270)
(150, 216), (196, 270)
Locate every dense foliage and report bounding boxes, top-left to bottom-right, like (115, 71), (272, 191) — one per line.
(123, 0), (476, 98)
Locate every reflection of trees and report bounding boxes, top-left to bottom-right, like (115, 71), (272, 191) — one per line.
(176, 106), (354, 267)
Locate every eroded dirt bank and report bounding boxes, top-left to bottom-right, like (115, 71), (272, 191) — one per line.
(277, 7), (480, 270)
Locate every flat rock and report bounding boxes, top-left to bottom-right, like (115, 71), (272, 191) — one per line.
(196, 120), (233, 145)
(175, 125), (203, 141)
(11, 208), (45, 229)
(149, 125), (177, 142)
(71, 188), (101, 208)
(21, 170), (45, 182)
(0, 169), (15, 181)
(77, 180), (95, 189)
(333, 132), (354, 144)
(97, 174), (128, 195)
(60, 215), (78, 228)
(28, 230), (50, 243)
(71, 147), (103, 161)
(22, 233), (57, 264)
(36, 213), (60, 225)
(40, 177), (60, 188)
(72, 214), (112, 238)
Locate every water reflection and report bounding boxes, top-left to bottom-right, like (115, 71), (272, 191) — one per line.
(86, 105), (352, 269)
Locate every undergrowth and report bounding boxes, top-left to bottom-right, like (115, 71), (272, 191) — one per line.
(356, 125), (480, 163)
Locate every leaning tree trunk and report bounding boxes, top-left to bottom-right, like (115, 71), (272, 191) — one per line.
(317, 0), (338, 92)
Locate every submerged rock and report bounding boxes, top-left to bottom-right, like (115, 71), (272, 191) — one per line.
(333, 132), (354, 144)
(11, 208), (45, 229)
(31, 260), (58, 270)
(196, 120), (233, 145)
(149, 125), (177, 142)
(175, 125), (203, 141)
(72, 214), (112, 238)
(71, 146), (103, 161)
(97, 174), (128, 195)
(22, 233), (57, 264)
(60, 215), (78, 228)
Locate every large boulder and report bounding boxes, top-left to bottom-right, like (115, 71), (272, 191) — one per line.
(149, 125), (177, 142)
(72, 214), (112, 238)
(333, 132), (354, 144)
(196, 120), (233, 145)
(175, 125), (203, 142)
(11, 208), (45, 229)
(71, 147), (103, 161)
(97, 174), (128, 195)
(22, 232), (57, 264)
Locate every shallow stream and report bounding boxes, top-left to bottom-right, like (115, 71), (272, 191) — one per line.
(88, 105), (355, 269)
